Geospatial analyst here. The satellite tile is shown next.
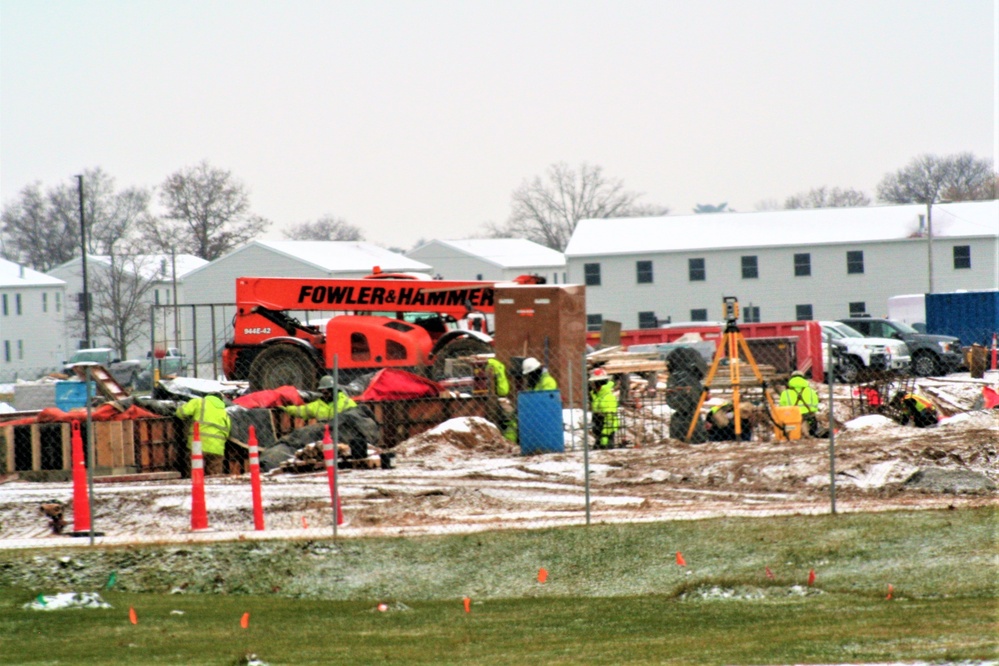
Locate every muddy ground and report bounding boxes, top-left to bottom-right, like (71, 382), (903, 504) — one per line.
(0, 373), (996, 549)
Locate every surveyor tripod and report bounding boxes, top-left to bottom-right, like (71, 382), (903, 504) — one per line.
(684, 297), (778, 442)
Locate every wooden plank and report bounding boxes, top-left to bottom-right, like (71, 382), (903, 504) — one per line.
(31, 425), (41, 472)
(94, 422), (113, 468)
(2, 426), (12, 473)
(61, 423), (71, 471)
(601, 361), (667, 374)
(123, 421), (135, 467)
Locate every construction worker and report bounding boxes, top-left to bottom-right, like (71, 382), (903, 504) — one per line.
(486, 357), (510, 397)
(283, 375), (357, 421)
(779, 370), (820, 436)
(706, 401), (753, 441)
(522, 357), (558, 391)
(588, 367), (620, 449)
(176, 393), (231, 476)
(893, 392), (939, 428)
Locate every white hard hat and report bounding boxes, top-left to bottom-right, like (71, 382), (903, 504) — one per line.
(522, 357), (541, 375)
(588, 367), (609, 382)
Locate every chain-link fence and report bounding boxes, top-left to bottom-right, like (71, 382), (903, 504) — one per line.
(1, 290), (996, 548)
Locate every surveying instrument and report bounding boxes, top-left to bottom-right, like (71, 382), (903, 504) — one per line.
(684, 296), (778, 442)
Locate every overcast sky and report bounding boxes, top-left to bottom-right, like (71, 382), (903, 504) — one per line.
(1, 0), (996, 251)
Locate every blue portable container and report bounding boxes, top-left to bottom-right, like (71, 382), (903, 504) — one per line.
(925, 290), (999, 346)
(517, 389), (564, 455)
(54, 381), (95, 411)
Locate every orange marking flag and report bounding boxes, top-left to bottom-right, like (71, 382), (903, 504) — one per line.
(676, 552), (686, 567)
(807, 569), (816, 586)
(765, 567), (775, 580)
(537, 568), (549, 584)
(886, 584), (894, 600)
(463, 597), (471, 613)
(129, 607), (138, 625)
(241, 612), (250, 629)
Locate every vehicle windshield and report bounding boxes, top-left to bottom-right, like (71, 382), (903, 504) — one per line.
(69, 350), (109, 363)
(891, 320), (918, 334)
(824, 323), (865, 339)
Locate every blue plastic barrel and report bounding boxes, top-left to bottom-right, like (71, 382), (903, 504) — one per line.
(518, 390), (564, 455)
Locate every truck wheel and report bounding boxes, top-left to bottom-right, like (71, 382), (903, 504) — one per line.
(247, 345), (319, 391)
(430, 338), (492, 380)
(911, 351), (940, 377)
(837, 356), (862, 384)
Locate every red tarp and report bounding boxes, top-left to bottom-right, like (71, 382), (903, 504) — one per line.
(983, 387), (999, 410)
(2, 404), (160, 426)
(232, 385), (305, 409)
(357, 369), (441, 402)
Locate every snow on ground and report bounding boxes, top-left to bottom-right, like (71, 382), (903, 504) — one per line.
(0, 372), (995, 549)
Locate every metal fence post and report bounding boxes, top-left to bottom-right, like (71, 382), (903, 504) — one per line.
(85, 365), (96, 545)
(582, 352), (590, 526)
(332, 355), (340, 539)
(828, 339), (837, 515)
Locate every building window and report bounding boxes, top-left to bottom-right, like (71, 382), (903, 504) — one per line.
(794, 253), (811, 277)
(849, 302), (866, 316)
(584, 263), (601, 286)
(688, 258), (706, 281)
(155, 290), (161, 305)
(586, 314), (603, 332)
(953, 245), (971, 269)
(847, 250), (864, 274)
(638, 311), (658, 329)
(476, 273), (483, 280)
(3, 341), (9, 362)
(42, 293), (48, 313)
(796, 304), (813, 321)
(743, 306), (760, 323)
(636, 260), (653, 284)
(17, 340), (23, 360)
(690, 308), (708, 322)
(741, 255), (758, 279)
(15, 294), (21, 315)
(2, 294), (7, 316)
(55, 292), (61, 312)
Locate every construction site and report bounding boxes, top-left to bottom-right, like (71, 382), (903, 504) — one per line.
(0, 273), (996, 549)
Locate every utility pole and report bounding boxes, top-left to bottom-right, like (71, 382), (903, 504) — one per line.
(926, 201), (934, 294)
(77, 175), (91, 348)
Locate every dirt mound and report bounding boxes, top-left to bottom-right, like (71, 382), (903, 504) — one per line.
(398, 417), (517, 462)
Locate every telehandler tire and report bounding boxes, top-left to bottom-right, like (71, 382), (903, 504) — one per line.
(247, 345), (319, 391)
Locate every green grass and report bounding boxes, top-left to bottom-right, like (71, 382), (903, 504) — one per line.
(0, 507), (996, 664)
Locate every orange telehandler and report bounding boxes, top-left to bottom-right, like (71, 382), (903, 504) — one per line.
(222, 272), (543, 390)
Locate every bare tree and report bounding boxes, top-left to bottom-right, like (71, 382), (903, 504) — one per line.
(282, 215), (364, 241)
(146, 161), (270, 260)
(877, 153), (995, 205)
(784, 186), (871, 209)
(499, 162), (669, 251)
(75, 245), (162, 359)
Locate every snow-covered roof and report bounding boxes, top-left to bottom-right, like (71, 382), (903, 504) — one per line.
(0, 257), (65, 288)
(565, 200), (999, 257)
(412, 238), (566, 269)
(251, 240), (432, 273)
(48, 254), (208, 281)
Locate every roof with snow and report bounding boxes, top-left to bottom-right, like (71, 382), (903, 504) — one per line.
(249, 240), (432, 273)
(412, 238), (566, 268)
(564, 200), (999, 257)
(0, 257), (65, 288)
(48, 254), (209, 281)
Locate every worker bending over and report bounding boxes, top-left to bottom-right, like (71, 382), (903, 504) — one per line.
(892, 392), (939, 427)
(177, 393), (231, 476)
(778, 370), (820, 436)
(522, 357), (558, 391)
(284, 375), (357, 421)
(588, 368), (620, 449)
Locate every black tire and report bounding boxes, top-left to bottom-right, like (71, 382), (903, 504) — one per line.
(837, 356), (862, 384)
(247, 345), (319, 391)
(430, 337), (492, 380)
(911, 351), (940, 377)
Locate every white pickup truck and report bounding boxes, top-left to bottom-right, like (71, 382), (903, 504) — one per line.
(819, 321), (910, 382)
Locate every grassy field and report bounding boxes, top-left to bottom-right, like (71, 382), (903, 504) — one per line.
(0, 507), (995, 665)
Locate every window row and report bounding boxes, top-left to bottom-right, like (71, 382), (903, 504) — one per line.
(586, 301), (871, 331)
(1, 291), (63, 316)
(583, 245), (973, 286)
(2, 340), (25, 362)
